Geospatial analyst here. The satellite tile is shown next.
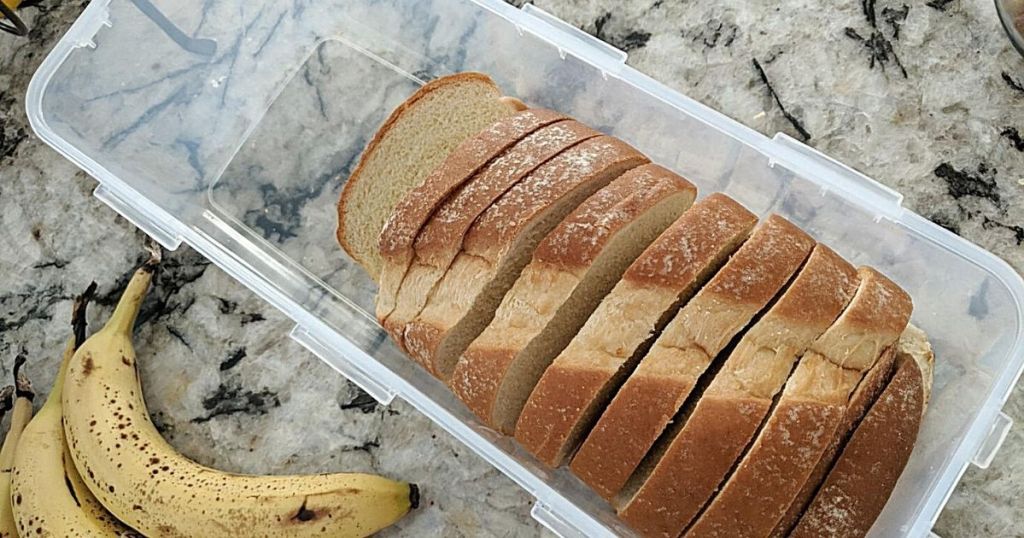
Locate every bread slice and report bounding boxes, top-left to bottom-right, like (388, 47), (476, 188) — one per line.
(773, 323), (932, 537)
(788, 326), (931, 538)
(450, 164), (697, 434)
(404, 137), (650, 377)
(337, 72), (521, 278)
(681, 267), (912, 537)
(615, 244), (858, 536)
(568, 215), (814, 500)
(514, 194), (758, 468)
(375, 108), (568, 322)
(382, 120), (601, 349)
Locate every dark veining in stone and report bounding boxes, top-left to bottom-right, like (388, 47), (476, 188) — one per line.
(982, 217), (1024, 245)
(926, 0), (955, 11)
(1000, 127), (1024, 151)
(927, 213), (961, 235)
(32, 258), (70, 269)
(239, 312), (265, 325)
(166, 325), (192, 350)
(0, 284), (72, 335)
(686, 18), (738, 48)
(934, 163), (1001, 206)
(219, 347), (247, 371)
(752, 58), (811, 141)
(340, 388), (379, 414)
(882, 5), (910, 39)
(151, 411), (176, 438)
(968, 279), (989, 319)
(344, 435), (381, 454)
(192, 383), (281, 423)
(592, 11), (651, 52)
(845, 0), (907, 78)
(216, 297), (238, 314)
(1003, 72), (1024, 95)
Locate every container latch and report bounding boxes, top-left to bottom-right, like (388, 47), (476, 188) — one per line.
(289, 324), (397, 406)
(93, 184), (183, 251)
(767, 133), (904, 221)
(517, 4), (627, 75)
(972, 411), (1013, 469)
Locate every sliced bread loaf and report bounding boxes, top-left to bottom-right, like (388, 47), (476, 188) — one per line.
(514, 194), (758, 468)
(681, 267), (912, 537)
(569, 215), (816, 501)
(382, 120), (601, 350)
(615, 244), (858, 536)
(450, 164), (697, 433)
(337, 72), (520, 278)
(404, 137), (650, 377)
(788, 326), (931, 538)
(376, 108), (568, 321)
(772, 323), (932, 537)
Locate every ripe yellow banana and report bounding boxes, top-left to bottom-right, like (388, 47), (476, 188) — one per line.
(63, 257), (418, 537)
(1, 357), (34, 538)
(11, 335), (140, 537)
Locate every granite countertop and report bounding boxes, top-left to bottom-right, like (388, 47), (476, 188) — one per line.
(1, 1), (1022, 536)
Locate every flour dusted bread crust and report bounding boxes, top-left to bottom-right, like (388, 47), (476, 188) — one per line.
(450, 164), (697, 434)
(404, 137), (650, 378)
(514, 194), (758, 467)
(337, 72), (520, 278)
(376, 108), (567, 322)
(616, 244), (858, 536)
(785, 325), (931, 538)
(569, 215), (815, 501)
(681, 267), (912, 538)
(382, 120), (601, 351)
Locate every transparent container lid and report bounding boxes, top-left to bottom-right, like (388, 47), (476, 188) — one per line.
(27, 1), (1024, 536)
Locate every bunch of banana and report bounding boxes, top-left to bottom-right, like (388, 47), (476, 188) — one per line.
(49, 251), (417, 537)
(10, 284), (141, 537)
(1, 356), (34, 538)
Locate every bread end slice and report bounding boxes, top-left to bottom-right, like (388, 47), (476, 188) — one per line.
(336, 72), (518, 278)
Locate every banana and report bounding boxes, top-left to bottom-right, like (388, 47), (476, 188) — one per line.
(11, 304), (140, 536)
(1, 356), (35, 538)
(63, 256), (418, 537)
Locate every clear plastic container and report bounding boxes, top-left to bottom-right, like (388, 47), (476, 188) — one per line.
(26, 1), (1024, 536)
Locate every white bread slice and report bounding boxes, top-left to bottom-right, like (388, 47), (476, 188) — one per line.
(772, 323), (932, 537)
(681, 267), (912, 538)
(570, 216), (816, 501)
(788, 326), (931, 538)
(514, 194), (758, 468)
(382, 120), (601, 349)
(404, 137), (650, 378)
(450, 164), (697, 434)
(376, 109), (568, 322)
(337, 72), (521, 278)
(615, 244), (858, 536)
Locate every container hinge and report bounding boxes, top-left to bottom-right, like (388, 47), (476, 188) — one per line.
(289, 324), (397, 406)
(67, 1), (111, 49)
(517, 4), (627, 75)
(531, 502), (590, 538)
(971, 411), (1013, 469)
(767, 133), (904, 221)
(93, 184), (183, 251)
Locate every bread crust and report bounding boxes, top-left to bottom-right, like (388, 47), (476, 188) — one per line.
(514, 195), (757, 467)
(450, 164), (696, 432)
(681, 268), (911, 538)
(616, 244), (858, 535)
(404, 137), (649, 376)
(570, 215), (815, 500)
(382, 120), (601, 349)
(337, 72), (505, 273)
(375, 108), (567, 322)
(790, 352), (924, 538)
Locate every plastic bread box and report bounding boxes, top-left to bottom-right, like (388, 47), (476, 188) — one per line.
(26, 1), (1024, 536)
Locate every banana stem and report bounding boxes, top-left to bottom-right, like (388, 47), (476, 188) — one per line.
(104, 254), (160, 336)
